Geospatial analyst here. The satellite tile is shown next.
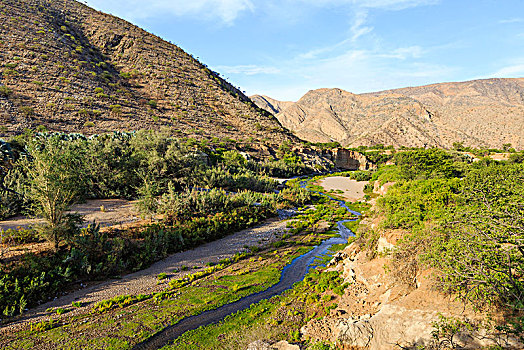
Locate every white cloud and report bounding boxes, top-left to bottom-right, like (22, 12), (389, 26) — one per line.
(491, 63), (524, 77)
(387, 46), (425, 59)
(298, 38), (353, 59)
(353, 0), (439, 10)
(215, 65), (281, 75)
(86, 0), (254, 24)
(499, 18), (523, 24)
(350, 10), (373, 41)
(298, 0), (439, 10)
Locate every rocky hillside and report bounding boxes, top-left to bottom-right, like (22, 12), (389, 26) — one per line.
(252, 78), (524, 149)
(0, 0), (295, 148)
(249, 95), (293, 115)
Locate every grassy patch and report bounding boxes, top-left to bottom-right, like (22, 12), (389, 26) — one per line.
(162, 270), (348, 349)
(4, 242), (315, 348)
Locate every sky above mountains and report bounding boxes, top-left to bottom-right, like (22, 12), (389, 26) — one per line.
(84, 0), (524, 101)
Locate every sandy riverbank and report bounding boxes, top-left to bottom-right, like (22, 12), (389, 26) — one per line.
(317, 176), (367, 202)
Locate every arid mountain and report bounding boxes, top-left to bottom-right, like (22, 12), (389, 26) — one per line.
(0, 0), (295, 148)
(249, 95), (294, 115)
(252, 78), (524, 149)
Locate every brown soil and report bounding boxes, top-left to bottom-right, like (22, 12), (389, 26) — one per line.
(0, 199), (143, 265)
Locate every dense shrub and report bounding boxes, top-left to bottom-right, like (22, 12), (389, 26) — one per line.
(247, 158), (313, 178)
(377, 178), (461, 229)
(394, 148), (462, 180)
(423, 164), (524, 310)
(197, 166), (277, 193)
(157, 187), (259, 222)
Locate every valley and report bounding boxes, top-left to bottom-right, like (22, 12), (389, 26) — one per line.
(0, 0), (523, 349)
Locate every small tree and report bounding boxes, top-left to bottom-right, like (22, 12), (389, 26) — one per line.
(21, 137), (85, 250)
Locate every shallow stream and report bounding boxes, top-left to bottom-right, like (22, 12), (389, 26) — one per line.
(133, 177), (360, 350)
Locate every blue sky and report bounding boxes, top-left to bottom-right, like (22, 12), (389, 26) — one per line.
(84, 0), (524, 101)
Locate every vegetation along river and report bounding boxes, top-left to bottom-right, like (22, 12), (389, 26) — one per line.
(133, 177), (360, 350)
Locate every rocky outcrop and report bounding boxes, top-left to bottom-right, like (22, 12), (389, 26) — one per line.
(252, 79), (524, 150)
(333, 148), (376, 170)
(300, 238), (524, 349)
(292, 146), (335, 170)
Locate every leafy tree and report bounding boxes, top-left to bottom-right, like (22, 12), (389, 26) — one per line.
(394, 148), (459, 180)
(424, 164), (524, 310)
(20, 137), (86, 250)
(130, 129), (203, 192)
(378, 178), (460, 229)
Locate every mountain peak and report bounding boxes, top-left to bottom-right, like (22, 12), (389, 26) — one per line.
(252, 78), (524, 149)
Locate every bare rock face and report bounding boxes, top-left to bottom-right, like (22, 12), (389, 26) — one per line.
(304, 241), (524, 349)
(333, 148), (376, 170)
(272, 341), (301, 350)
(252, 79), (524, 150)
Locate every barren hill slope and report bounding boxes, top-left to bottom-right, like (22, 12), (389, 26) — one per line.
(0, 0), (295, 147)
(252, 78), (524, 149)
(250, 95), (294, 115)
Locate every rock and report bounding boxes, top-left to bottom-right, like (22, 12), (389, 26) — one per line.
(272, 340), (300, 350)
(377, 237), (394, 254)
(333, 148), (376, 170)
(327, 251), (348, 267)
(247, 340), (301, 350)
(301, 304), (514, 349)
(247, 340), (272, 350)
(336, 318), (374, 347)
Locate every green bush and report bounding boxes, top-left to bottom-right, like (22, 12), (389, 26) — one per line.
(394, 148), (461, 180)
(377, 178), (460, 229)
(423, 164), (524, 310)
(0, 85), (12, 97)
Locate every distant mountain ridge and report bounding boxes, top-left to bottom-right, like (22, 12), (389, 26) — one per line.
(0, 0), (295, 148)
(249, 95), (294, 115)
(251, 78), (524, 149)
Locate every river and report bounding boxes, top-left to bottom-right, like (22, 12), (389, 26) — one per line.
(133, 177), (361, 350)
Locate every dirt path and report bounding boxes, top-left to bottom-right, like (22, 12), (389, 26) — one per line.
(0, 199), (140, 231)
(1, 218), (289, 334)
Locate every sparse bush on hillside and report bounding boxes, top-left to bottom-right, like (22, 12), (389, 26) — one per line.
(20, 106), (35, 116)
(0, 85), (13, 97)
(109, 104), (121, 116)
